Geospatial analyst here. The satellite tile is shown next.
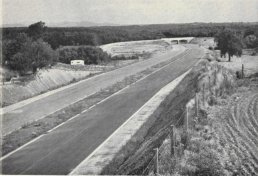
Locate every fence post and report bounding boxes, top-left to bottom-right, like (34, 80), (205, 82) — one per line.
(170, 125), (175, 158)
(208, 76), (212, 95)
(202, 83), (205, 106)
(185, 106), (189, 132)
(154, 148), (159, 175)
(195, 93), (198, 117)
(214, 69), (217, 85)
(242, 64), (244, 78)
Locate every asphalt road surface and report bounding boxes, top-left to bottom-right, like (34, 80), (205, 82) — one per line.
(2, 45), (185, 136)
(2, 45), (204, 174)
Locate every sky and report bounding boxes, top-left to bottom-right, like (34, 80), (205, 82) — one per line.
(2, 0), (258, 26)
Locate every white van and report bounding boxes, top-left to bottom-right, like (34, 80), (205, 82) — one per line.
(71, 60), (85, 66)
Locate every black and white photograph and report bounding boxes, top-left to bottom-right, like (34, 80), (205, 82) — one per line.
(1, 0), (258, 175)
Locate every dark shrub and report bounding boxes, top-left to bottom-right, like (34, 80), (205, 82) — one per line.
(58, 46), (111, 65)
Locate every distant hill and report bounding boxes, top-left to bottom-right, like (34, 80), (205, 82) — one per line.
(2, 21), (118, 28)
(2, 23), (27, 27)
(48, 21), (118, 27)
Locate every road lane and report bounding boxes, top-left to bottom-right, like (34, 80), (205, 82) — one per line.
(2, 46), (186, 136)
(2, 46), (204, 174)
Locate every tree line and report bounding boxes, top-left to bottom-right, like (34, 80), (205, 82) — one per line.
(2, 21), (258, 74)
(3, 22), (258, 49)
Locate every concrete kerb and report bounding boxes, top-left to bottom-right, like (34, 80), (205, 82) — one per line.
(69, 69), (192, 175)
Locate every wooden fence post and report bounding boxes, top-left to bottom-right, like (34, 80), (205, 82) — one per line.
(170, 125), (175, 157)
(154, 148), (159, 175)
(214, 69), (217, 85)
(185, 106), (189, 132)
(242, 64), (244, 78)
(202, 83), (205, 106)
(208, 76), (212, 95)
(195, 93), (198, 117)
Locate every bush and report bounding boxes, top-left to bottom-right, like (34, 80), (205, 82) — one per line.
(111, 55), (139, 60)
(208, 46), (213, 50)
(58, 46), (111, 65)
(182, 142), (225, 176)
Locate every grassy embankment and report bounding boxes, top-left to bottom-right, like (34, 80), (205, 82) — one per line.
(151, 54), (258, 175)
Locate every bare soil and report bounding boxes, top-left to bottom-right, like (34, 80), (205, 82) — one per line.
(210, 78), (258, 175)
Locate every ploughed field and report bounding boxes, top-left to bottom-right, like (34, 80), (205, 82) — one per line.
(218, 91), (258, 174)
(206, 75), (258, 176)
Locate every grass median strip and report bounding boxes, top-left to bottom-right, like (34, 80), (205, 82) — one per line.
(2, 50), (189, 157)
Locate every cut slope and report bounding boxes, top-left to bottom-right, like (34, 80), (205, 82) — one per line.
(1, 65), (95, 106)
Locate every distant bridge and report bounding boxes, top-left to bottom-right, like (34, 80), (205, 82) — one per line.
(162, 37), (194, 45)
(171, 39), (190, 44)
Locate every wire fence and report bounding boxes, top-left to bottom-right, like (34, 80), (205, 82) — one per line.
(141, 92), (203, 175)
(141, 109), (187, 175)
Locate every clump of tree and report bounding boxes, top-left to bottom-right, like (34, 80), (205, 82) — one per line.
(2, 22), (58, 75)
(28, 21), (47, 39)
(58, 46), (111, 64)
(243, 29), (258, 49)
(3, 31), (57, 75)
(215, 29), (243, 62)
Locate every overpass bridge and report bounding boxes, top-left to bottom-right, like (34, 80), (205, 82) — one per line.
(162, 37), (194, 45)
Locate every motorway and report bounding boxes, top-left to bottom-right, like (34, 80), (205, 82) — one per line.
(2, 45), (185, 136)
(2, 45), (204, 174)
